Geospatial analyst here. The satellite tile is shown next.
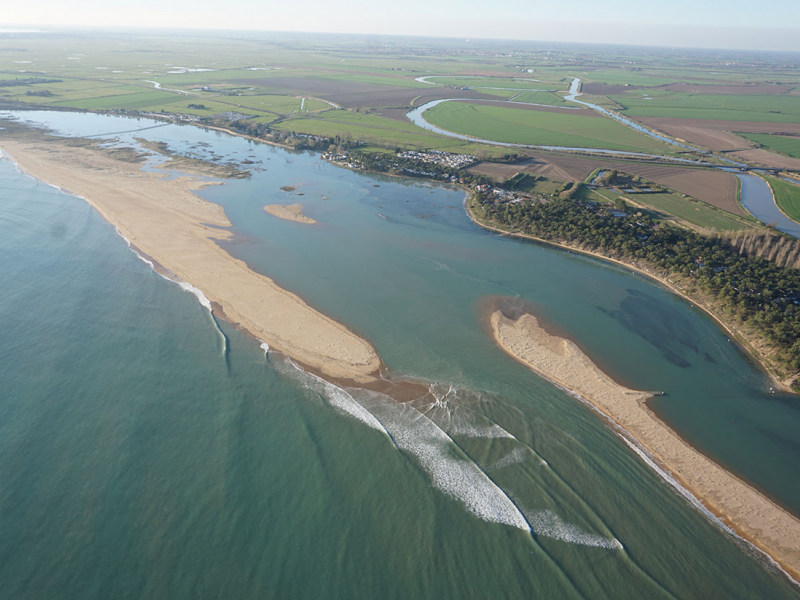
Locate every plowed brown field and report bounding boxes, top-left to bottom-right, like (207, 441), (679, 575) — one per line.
(636, 117), (800, 152)
(520, 152), (744, 215)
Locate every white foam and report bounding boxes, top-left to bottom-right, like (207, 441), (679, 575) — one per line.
(357, 389), (529, 530)
(445, 420), (515, 439)
(420, 384), (515, 439)
(488, 447), (529, 470)
(277, 360), (390, 435)
(522, 507), (622, 550)
(260, 341), (270, 355)
(115, 227), (154, 267)
(176, 281), (212, 311)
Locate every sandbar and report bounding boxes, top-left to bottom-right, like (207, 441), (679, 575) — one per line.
(265, 203), (317, 224)
(0, 134), (379, 382)
(490, 308), (800, 582)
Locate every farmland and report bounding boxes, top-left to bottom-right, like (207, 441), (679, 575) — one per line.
(622, 192), (750, 231)
(610, 92), (800, 124)
(764, 175), (800, 223)
(510, 90), (567, 105)
(739, 133), (800, 159)
(423, 101), (678, 154)
(1, 29), (798, 231)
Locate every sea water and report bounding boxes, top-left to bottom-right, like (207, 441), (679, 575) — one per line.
(1, 111), (799, 598)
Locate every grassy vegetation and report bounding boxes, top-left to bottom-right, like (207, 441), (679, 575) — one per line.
(623, 192), (749, 231)
(510, 91), (566, 105)
(423, 102), (677, 154)
(611, 93), (800, 123)
(738, 133), (800, 159)
(50, 90), (186, 110)
(313, 110), (426, 133)
(2, 30), (798, 171)
(763, 175), (800, 224)
(274, 113), (509, 157)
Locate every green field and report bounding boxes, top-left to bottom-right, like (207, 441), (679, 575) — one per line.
(611, 93), (800, 123)
(510, 90), (566, 105)
(2, 30), (798, 167)
(739, 133), (800, 159)
(763, 175), (800, 224)
(424, 102), (676, 154)
(624, 192), (749, 230)
(275, 113), (508, 156)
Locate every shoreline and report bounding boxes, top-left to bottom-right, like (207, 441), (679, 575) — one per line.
(0, 134), (381, 383)
(463, 197), (797, 394)
(489, 308), (800, 585)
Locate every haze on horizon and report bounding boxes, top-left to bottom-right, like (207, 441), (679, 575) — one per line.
(3, 0), (800, 52)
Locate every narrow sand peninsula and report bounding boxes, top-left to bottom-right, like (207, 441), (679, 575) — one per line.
(265, 204), (316, 224)
(491, 309), (800, 582)
(1, 137), (379, 382)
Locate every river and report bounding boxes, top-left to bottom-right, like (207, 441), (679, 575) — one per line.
(0, 110), (798, 598)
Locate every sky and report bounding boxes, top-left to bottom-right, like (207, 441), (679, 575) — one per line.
(3, 0), (800, 51)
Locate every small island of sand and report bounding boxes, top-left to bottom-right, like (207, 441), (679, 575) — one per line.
(264, 203), (316, 224)
(490, 307), (800, 582)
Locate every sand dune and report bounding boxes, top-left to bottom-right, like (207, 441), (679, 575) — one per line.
(1, 136), (379, 382)
(490, 309), (800, 582)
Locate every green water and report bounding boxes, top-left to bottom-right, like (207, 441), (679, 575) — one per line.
(1, 111), (799, 598)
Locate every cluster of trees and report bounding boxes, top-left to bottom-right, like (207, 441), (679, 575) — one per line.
(714, 229), (800, 270)
(0, 77), (61, 88)
(474, 193), (800, 383)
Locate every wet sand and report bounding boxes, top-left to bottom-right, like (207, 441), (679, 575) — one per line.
(0, 136), (379, 382)
(490, 308), (800, 582)
(265, 203), (317, 224)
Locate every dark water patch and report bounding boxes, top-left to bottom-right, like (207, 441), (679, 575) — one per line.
(755, 426), (800, 456)
(597, 289), (701, 368)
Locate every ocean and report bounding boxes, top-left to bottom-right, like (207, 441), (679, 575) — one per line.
(1, 111), (798, 598)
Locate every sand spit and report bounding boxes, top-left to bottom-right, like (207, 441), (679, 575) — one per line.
(265, 203), (317, 224)
(490, 309), (800, 583)
(1, 137), (379, 382)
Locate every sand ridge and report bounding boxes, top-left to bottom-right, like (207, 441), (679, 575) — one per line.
(0, 136), (379, 382)
(490, 309), (800, 582)
(265, 203), (317, 224)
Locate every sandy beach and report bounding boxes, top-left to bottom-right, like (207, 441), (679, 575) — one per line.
(265, 203), (317, 224)
(0, 134), (380, 382)
(490, 308), (800, 582)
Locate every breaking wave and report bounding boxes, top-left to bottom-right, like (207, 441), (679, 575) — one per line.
(521, 507), (622, 550)
(354, 389), (529, 530)
(276, 359), (390, 436)
(488, 447), (529, 470)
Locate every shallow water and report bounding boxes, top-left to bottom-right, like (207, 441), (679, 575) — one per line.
(1, 111), (799, 598)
